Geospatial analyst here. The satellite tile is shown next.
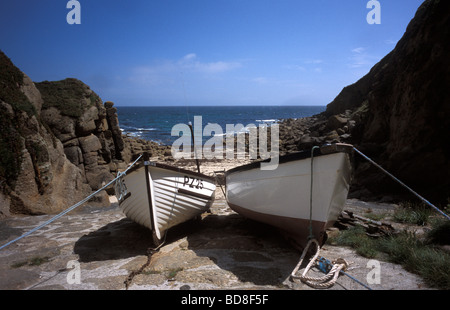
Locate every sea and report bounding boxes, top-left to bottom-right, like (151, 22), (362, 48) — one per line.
(116, 105), (325, 145)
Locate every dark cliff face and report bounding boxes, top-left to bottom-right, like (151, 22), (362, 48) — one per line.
(325, 0), (450, 203)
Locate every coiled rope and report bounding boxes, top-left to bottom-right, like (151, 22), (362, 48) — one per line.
(290, 239), (350, 289)
(291, 144), (447, 289)
(290, 147), (350, 289)
(0, 155), (143, 251)
(290, 145), (370, 289)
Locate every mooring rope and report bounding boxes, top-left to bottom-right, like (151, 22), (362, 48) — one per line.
(295, 147), (351, 289)
(0, 155), (143, 251)
(291, 144), (448, 290)
(353, 147), (449, 220)
(290, 239), (372, 290)
(290, 239), (350, 289)
(290, 147), (349, 289)
(317, 256), (372, 290)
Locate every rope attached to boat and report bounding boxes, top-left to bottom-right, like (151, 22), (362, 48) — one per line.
(290, 239), (350, 289)
(290, 148), (349, 289)
(291, 145), (370, 289)
(291, 144), (448, 289)
(290, 238), (372, 290)
(353, 147), (450, 220)
(0, 155), (143, 251)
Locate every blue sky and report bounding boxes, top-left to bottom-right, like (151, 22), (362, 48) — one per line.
(1, 0), (424, 106)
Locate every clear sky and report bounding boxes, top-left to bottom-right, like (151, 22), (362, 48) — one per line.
(0, 0), (424, 106)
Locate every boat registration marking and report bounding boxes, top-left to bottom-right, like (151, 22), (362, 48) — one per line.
(183, 176), (204, 190)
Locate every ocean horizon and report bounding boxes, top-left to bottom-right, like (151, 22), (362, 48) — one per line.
(116, 105), (326, 145)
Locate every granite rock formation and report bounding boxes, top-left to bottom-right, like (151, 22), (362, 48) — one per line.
(0, 51), (171, 217)
(0, 52), (92, 217)
(36, 79), (125, 191)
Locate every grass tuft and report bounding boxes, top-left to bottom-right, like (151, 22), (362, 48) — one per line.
(11, 256), (50, 268)
(393, 201), (434, 226)
(328, 223), (450, 289)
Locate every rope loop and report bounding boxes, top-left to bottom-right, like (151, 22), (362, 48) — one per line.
(114, 171), (128, 202)
(290, 239), (349, 289)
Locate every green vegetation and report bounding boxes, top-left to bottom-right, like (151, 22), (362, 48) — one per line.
(393, 201), (434, 225)
(0, 51), (36, 190)
(142, 267), (184, 280)
(0, 51), (44, 190)
(143, 269), (162, 276)
(352, 99), (369, 116)
(361, 211), (388, 222)
(378, 229), (450, 290)
(167, 267), (184, 280)
(330, 226), (379, 258)
(328, 204), (450, 289)
(36, 78), (99, 117)
(0, 51), (36, 116)
(0, 112), (23, 190)
(11, 256), (51, 268)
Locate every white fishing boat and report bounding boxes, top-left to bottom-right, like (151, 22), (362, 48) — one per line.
(225, 144), (353, 249)
(115, 153), (216, 245)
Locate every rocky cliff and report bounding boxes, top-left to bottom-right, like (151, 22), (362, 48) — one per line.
(284, 0), (449, 204)
(331, 0), (449, 204)
(36, 79), (126, 192)
(0, 51), (171, 217)
(0, 52), (92, 216)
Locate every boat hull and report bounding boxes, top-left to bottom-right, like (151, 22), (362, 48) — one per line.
(225, 144), (353, 249)
(116, 160), (216, 244)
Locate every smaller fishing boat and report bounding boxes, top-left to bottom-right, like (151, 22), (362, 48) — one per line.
(115, 153), (216, 245)
(225, 143), (353, 249)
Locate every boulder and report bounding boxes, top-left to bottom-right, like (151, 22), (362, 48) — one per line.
(76, 106), (99, 135)
(40, 107), (76, 142)
(79, 134), (102, 154)
(64, 146), (83, 166)
(327, 115), (348, 131)
(85, 165), (114, 191)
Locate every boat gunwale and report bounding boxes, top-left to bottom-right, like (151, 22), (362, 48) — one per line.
(225, 143), (353, 176)
(123, 154), (216, 182)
